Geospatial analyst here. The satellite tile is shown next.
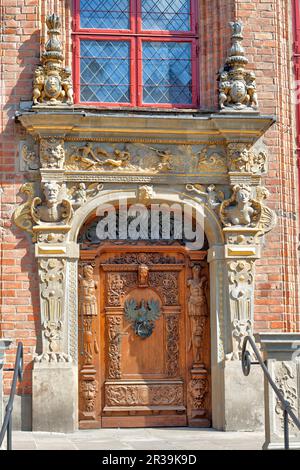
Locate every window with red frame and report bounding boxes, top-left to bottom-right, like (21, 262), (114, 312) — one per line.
(73, 0), (199, 108)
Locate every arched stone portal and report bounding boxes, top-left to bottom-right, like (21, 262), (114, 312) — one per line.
(13, 17), (277, 433)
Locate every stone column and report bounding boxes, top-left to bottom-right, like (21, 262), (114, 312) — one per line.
(0, 340), (12, 427)
(222, 231), (265, 431)
(32, 242), (79, 432)
(257, 333), (300, 450)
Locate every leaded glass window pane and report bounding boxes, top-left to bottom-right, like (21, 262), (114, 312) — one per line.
(141, 0), (191, 31)
(80, 41), (130, 103)
(142, 42), (192, 104)
(80, 0), (130, 30)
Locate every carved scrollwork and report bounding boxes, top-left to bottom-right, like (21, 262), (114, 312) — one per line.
(13, 183), (37, 239)
(107, 316), (122, 379)
(166, 314), (180, 377)
(107, 272), (138, 306)
(149, 271), (179, 305)
(105, 384), (184, 407)
(196, 146), (227, 173)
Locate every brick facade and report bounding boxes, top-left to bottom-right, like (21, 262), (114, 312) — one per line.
(0, 0), (299, 400)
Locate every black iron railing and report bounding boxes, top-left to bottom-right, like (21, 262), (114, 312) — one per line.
(0, 342), (23, 451)
(242, 336), (300, 450)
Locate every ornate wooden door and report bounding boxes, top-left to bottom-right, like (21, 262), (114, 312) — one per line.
(78, 246), (211, 428)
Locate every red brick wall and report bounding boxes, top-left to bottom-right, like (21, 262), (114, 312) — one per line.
(0, 0), (299, 397)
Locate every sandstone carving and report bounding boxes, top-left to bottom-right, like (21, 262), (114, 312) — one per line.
(219, 22), (258, 112)
(220, 184), (277, 233)
(21, 144), (39, 171)
(31, 181), (73, 224)
(227, 143), (267, 174)
(138, 185), (154, 205)
(68, 182), (104, 208)
(185, 183), (224, 211)
(33, 14), (73, 106)
(227, 260), (254, 360)
(37, 258), (66, 359)
(220, 184), (256, 226)
(40, 138), (65, 169)
(14, 183), (36, 239)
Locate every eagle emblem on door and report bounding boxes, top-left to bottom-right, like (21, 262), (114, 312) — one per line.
(124, 299), (161, 339)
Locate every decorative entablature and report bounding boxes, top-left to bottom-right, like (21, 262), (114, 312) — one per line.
(13, 16), (277, 364)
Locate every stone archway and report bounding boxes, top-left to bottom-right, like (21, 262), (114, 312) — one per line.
(29, 187), (260, 432)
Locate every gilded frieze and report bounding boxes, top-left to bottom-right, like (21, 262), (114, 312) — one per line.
(64, 142), (227, 175)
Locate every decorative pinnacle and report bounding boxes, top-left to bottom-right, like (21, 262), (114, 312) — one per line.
(43, 13), (63, 64)
(226, 21), (248, 68)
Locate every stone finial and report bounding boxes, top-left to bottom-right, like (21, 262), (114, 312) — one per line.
(218, 21), (258, 112)
(33, 14), (74, 107)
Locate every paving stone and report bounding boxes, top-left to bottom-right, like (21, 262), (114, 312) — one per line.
(11, 429), (265, 451)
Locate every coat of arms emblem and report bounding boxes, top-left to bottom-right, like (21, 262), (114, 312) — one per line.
(124, 299), (161, 339)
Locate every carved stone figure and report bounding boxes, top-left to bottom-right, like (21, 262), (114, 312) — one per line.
(187, 266), (208, 367)
(218, 22), (258, 111)
(79, 265), (98, 317)
(206, 184), (225, 210)
(220, 185), (256, 226)
(40, 138), (65, 169)
(220, 184), (277, 233)
(31, 181), (73, 224)
(32, 14), (73, 106)
(227, 143), (267, 174)
(138, 185), (154, 205)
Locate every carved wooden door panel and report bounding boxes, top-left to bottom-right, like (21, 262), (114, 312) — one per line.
(78, 247), (211, 429)
(100, 250), (186, 428)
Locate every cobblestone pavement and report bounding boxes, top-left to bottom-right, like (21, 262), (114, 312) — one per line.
(9, 428), (265, 450)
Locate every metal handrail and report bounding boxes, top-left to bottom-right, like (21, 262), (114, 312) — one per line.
(0, 342), (23, 451)
(242, 336), (300, 450)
